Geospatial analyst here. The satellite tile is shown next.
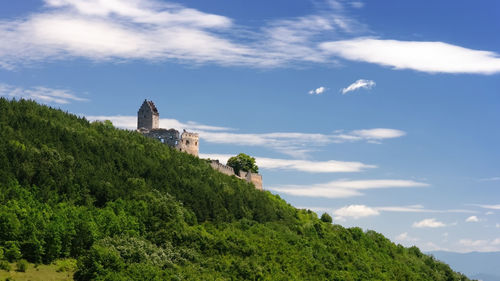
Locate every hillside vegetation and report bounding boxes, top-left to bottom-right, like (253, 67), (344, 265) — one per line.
(0, 98), (472, 280)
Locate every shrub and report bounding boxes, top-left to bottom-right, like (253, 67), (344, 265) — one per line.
(4, 242), (20, 262)
(16, 259), (28, 272)
(0, 260), (10, 271)
(54, 259), (77, 272)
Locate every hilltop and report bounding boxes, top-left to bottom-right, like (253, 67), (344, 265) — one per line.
(0, 98), (472, 280)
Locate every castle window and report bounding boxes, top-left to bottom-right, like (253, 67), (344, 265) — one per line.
(186, 140), (190, 145)
(195, 142), (198, 146)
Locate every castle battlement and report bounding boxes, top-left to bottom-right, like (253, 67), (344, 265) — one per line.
(138, 100), (198, 157)
(137, 100), (261, 189)
(209, 160), (235, 176)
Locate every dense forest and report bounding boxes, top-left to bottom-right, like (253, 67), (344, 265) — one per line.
(0, 98), (472, 280)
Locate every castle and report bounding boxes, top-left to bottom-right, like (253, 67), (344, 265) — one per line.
(137, 100), (262, 190)
(137, 100), (199, 157)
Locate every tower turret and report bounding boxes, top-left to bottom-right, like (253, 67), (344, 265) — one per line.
(137, 99), (159, 130)
(178, 129), (199, 157)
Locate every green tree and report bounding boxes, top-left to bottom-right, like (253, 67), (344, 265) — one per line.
(320, 212), (332, 223)
(226, 153), (259, 175)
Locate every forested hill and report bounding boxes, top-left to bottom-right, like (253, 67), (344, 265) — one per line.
(0, 98), (472, 280)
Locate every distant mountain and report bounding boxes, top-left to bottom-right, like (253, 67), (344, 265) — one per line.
(429, 251), (500, 281)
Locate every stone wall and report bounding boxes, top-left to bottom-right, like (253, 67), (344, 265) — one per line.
(143, 128), (179, 147)
(239, 170), (263, 190)
(209, 160), (235, 176)
(208, 160), (263, 190)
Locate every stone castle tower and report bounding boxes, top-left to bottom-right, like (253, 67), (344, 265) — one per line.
(137, 100), (199, 157)
(137, 100), (159, 130)
(178, 130), (199, 156)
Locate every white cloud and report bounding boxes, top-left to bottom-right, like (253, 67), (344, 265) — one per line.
(0, 83), (87, 104)
(0, 0), (364, 69)
(0, 0), (499, 75)
(420, 242), (449, 252)
(333, 204), (379, 220)
(320, 38), (500, 74)
(350, 2), (364, 9)
(465, 215), (479, 223)
(412, 218), (446, 228)
(458, 238), (500, 252)
(395, 232), (419, 243)
(341, 79), (375, 94)
(85, 115), (230, 132)
(44, 0), (232, 27)
(257, 1), (365, 66)
(198, 128), (405, 158)
(377, 205), (476, 214)
(479, 177), (500, 182)
(308, 86), (326, 95)
(0, 0), (264, 68)
(269, 179), (428, 198)
(347, 128), (405, 140)
(87, 113), (404, 158)
(200, 153), (375, 173)
(475, 204), (500, 210)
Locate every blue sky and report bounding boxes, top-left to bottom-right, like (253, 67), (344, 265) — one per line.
(1, 0), (499, 253)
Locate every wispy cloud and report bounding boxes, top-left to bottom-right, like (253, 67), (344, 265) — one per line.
(308, 86), (326, 95)
(305, 204), (475, 221)
(269, 179), (428, 198)
(465, 215), (479, 223)
(85, 114), (406, 158)
(472, 204), (500, 210)
(0, 0), (362, 69)
(412, 218), (447, 228)
(479, 177), (500, 182)
(342, 128), (405, 141)
(200, 153), (375, 173)
(1, 1), (497, 74)
(85, 115), (230, 132)
(458, 238), (500, 252)
(341, 79), (375, 94)
(396, 232), (419, 243)
(320, 38), (500, 74)
(333, 204), (379, 220)
(0, 83), (87, 104)
(350, 2), (365, 9)
(376, 205), (476, 214)
(200, 128), (406, 157)
(0, 0), (260, 68)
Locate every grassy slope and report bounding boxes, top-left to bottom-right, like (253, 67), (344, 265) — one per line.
(0, 98), (473, 280)
(0, 260), (75, 281)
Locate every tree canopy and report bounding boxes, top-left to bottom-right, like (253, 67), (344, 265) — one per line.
(0, 98), (472, 281)
(226, 153), (259, 175)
